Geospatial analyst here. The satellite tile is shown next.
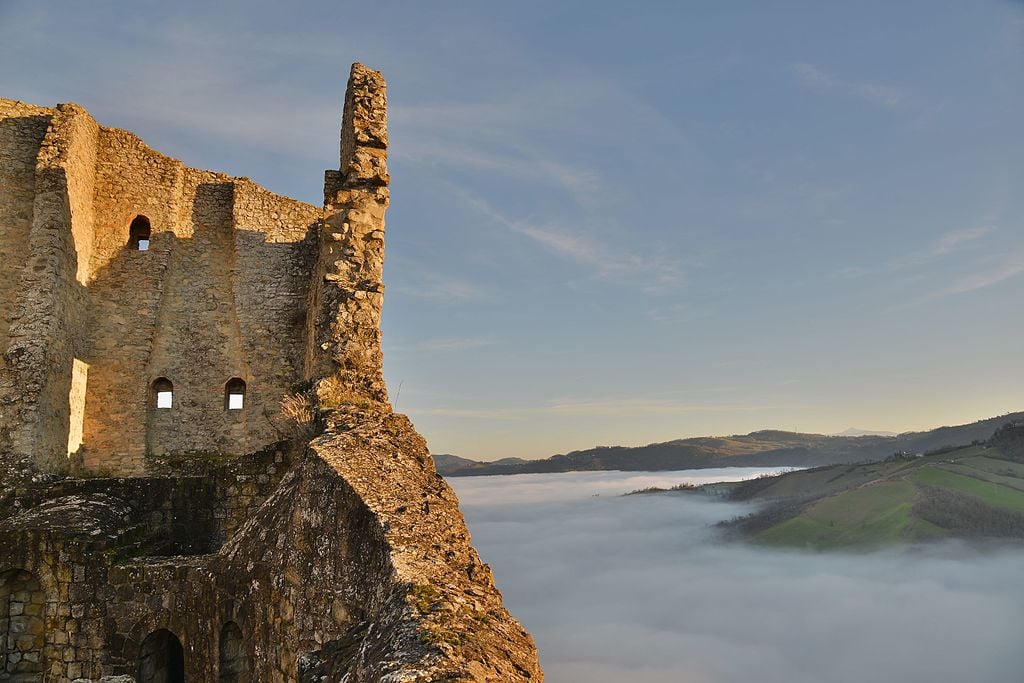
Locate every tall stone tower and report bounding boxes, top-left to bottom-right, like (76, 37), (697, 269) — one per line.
(0, 64), (542, 682)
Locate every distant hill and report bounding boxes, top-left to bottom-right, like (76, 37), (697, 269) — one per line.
(433, 412), (1024, 476)
(432, 454), (483, 472)
(833, 428), (899, 437)
(434, 454), (530, 475)
(716, 421), (1024, 549)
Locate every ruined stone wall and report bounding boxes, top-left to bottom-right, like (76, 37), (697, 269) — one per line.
(28, 105), (99, 470)
(141, 169), (253, 461)
(1, 68), (388, 475)
(0, 494), (211, 682)
(0, 440), (297, 682)
(0, 63), (544, 681)
(0, 102), (99, 472)
(0, 101), (322, 475)
(297, 408), (543, 682)
(0, 100), (52, 458)
(308, 64), (389, 402)
(227, 181), (319, 451)
(82, 127), (186, 472)
(83, 134), (319, 474)
(0, 567), (48, 679)
(0, 100), (51, 356)
(0, 418), (541, 683)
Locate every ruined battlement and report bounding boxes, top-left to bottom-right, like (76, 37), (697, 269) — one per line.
(0, 65), (542, 682)
(0, 65), (389, 477)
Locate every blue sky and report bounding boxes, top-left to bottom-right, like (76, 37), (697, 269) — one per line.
(2, 1), (1022, 459)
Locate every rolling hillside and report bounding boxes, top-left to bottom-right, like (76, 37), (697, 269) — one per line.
(718, 421), (1024, 549)
(434, 412), (1024, 476)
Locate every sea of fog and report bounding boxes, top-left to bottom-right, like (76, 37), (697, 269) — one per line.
(449, 468), (1024, 683)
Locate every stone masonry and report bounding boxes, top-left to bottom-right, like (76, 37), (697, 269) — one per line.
(0, 64), (542, 681)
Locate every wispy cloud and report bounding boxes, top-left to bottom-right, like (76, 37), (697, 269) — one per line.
(832, 265), (871, 280)
(409, 395), (783, 421)
(944, 252), (1024, 295)
(391, 74), (687, 147)
(408, 407), (525, 420)
(394, 272), (489, 303)
(461, 193), (682, 292)
(396, 140), (603, 204)
(791, 63), (904, 108)
(391, 73), (686, 209)
(644, 302), (709, 325)
(388, 336), (496, 353)
(543, 398), (786, 417)
(833, 225), (996, 280)
(903, 225), (995, 265)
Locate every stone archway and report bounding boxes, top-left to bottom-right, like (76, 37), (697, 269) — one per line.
(0, 568), (46, 681)
(138, 629), (185, 683)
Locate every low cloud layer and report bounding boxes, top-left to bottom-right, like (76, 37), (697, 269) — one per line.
(451, 470), (1024, 683)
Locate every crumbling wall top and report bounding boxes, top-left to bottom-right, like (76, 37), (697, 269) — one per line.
(340, 63), (388, 187)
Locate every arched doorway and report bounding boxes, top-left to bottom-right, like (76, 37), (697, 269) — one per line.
(218, 621), (248, 682)
(138, 629), (185, 683)
(0, 568), (46, 681)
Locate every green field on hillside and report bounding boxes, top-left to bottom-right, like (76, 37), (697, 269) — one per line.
(910, 466), (1024, 511)
(723, 441), (1024, 550)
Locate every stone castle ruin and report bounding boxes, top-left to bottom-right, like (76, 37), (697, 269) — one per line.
(0, 64), (541, 682)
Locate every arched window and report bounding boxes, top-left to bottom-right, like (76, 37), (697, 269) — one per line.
(129, 215), (152, 251)
(1, 569), (46, 680)
(225, 378), (246, 410)
(153, 378), (173, 409)
(138, 629), (185, 683)
(219, 621), (248, 682)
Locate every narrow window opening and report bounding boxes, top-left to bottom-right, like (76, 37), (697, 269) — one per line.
(129, 215), (152, 251)
(225, 378), (246, 411)
(219, 621), (249, 682)
(153, 377), (173, 409)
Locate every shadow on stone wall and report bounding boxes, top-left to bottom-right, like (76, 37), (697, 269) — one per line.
(79, 182), (318, 475)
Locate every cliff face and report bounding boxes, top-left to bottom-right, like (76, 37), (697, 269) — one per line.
(0, 63), (541, 682)
(259, 407), (542, 682)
